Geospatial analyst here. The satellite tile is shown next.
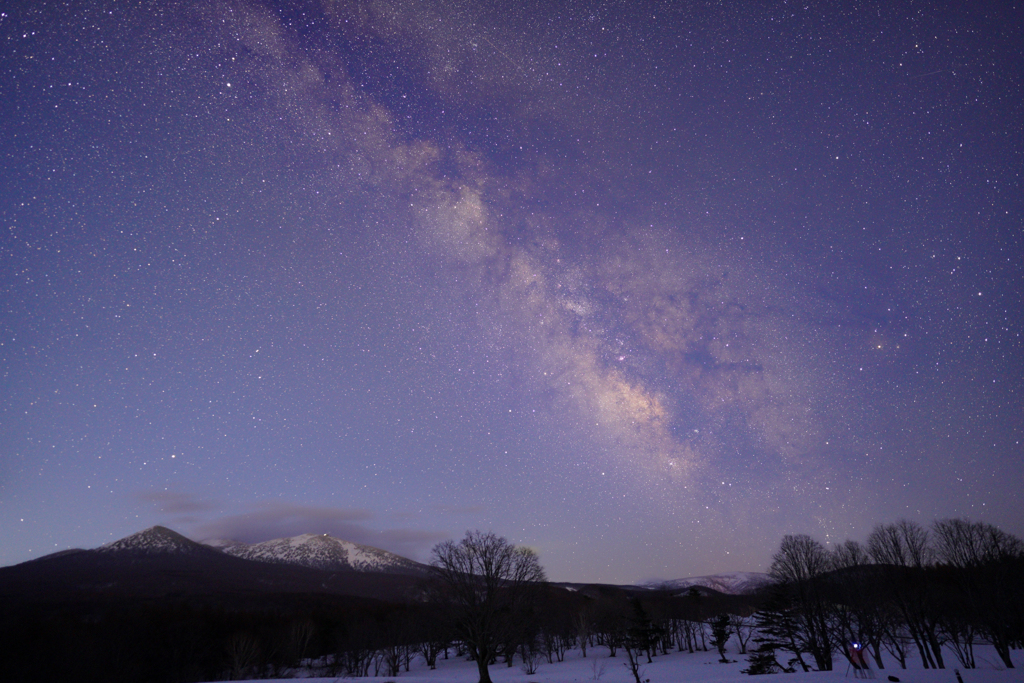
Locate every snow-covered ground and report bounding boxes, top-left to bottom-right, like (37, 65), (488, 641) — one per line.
(223, 641), (1024, 683)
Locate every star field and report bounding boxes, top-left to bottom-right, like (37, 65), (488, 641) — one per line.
(1, 0), (1021, 583)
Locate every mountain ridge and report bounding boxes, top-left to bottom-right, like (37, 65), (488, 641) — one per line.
(205, 532), (429, 575)
(17, 525), (429, 578)
(0, 525), (428, 607)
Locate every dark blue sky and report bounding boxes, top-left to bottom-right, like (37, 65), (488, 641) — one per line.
(1, 0), (1021, 582)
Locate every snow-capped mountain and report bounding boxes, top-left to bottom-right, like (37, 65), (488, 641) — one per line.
(643, 571), (773, 595)
(4, 526), (427, 607)
(85, 526), (426, 575)
(98, 525), (212, 555)
(206, 533), (428, 575)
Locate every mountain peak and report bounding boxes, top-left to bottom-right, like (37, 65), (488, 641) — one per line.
(99, 526), (206, 555)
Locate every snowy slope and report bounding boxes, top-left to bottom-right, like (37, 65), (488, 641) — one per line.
(209, 533), (428, 574)
(643, 571), (774, 594)
(98, 525), (211, 555)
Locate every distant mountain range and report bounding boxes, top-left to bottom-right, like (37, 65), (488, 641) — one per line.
(641, 571), (774, 595)
(5, 526), (770, 600)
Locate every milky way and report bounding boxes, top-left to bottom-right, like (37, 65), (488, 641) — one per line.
(1, 0), (1021, 582)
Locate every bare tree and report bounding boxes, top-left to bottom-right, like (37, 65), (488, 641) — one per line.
(867, 520), (945, 669)
(429, 531), (546, 683)
(227, 631), (261, 680)
(287, 619), (316, 668)
(416, 621), (452, 671)
(729, 613), (754, 654)
(831, 540), (886, 669)
(933, 518), (1023, 669)
(771, 534), (834, 583)
(868, 520), (933, 568)
(574, 607), (594, 658)
(933, 518), (1023, 569)
(519, 635), (542, 675)
(769, 534), (839, 671)
(833, 539), (870, 568)
(879, 617), (911, 669)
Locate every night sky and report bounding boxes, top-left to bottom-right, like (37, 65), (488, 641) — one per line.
(1, 0), (1021, 583)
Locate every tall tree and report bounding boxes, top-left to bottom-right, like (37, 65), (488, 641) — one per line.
(429, 531), (547, 683)
(769, 534), (839, 671)
(868, 520), (945, 669)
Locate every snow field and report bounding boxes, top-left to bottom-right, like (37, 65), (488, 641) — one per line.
(223, 637), (1024, 683)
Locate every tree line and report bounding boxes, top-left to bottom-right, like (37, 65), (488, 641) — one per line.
(745, 517), (1024, 674)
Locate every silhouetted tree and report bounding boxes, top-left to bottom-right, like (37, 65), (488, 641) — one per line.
(746, 585), (806, 673)
(868, 520), (945, 669)
(429, 531), (546, 683)
(830, 540), (886, 669)
(769, 534), (838, 670)
(932, 518), (1024, 669)
(710, 613), (732, 662)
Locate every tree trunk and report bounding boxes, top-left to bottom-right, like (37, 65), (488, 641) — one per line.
(870, 642), (885, 669)
(911, 632), (933, 668)
(928, 635), (945, 669)
(476, 655), (493, 683)
(994, 642), (1015, 669)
